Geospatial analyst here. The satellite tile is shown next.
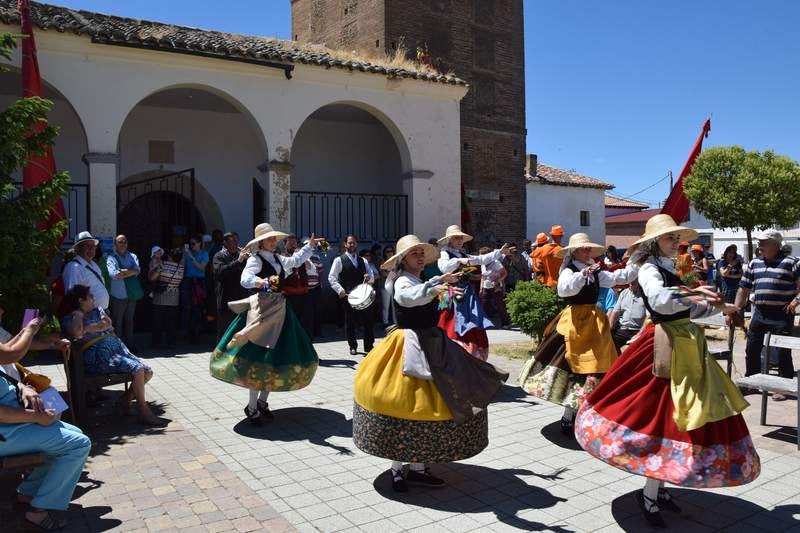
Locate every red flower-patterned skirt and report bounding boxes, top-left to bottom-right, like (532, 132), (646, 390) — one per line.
(575, 324), (760, 488)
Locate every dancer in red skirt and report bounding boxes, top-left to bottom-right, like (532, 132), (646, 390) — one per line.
(436, 225), (513, 361)
(575, 215), (759, 528)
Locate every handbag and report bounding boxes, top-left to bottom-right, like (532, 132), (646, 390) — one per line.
(124, 276), (144, 301)
(152, 266), (179, 295)
(14, 363), (51, 393)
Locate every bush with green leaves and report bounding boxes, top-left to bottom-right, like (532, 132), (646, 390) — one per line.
(0, 33), (70, 332)
(504, 280), (566, 342)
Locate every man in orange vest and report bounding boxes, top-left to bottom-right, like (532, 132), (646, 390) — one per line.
(675, 241), (692, 277)
(530, 232), (549, 282)
(540, 225), (565, 287)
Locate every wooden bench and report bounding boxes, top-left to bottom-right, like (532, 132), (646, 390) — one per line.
(0, 453), (45, 472)
(735, 332), (800, 450)
(65, 346), (132, 427)
(691, 314), (734, 376)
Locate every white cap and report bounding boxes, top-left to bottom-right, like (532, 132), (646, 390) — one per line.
(754, 229), (783, 244)
(151, 245), (164, 258)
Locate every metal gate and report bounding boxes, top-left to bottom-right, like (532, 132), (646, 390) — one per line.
(11, 182), (90, 246)
(291, 190), (408, 246)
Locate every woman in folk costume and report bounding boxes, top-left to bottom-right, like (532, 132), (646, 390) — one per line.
(210, 223), (325, 425)
(518, 233), (638, 435)
(353, 235), (509, 493)
(575, 215), (759, 528)
(436, 225), (514, 360)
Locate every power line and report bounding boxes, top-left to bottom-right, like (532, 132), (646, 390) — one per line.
(616, 172), (671, 203)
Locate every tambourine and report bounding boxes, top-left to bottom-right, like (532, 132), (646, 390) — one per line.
(348, 283), (376, 311)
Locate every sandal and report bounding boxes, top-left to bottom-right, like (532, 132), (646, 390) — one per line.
(26, 509), (67, 531)
(244, 405), (263, 427)
(256, 399), (274, 421)
(634, 490), (666, 528)
(657, 488), (682, 513)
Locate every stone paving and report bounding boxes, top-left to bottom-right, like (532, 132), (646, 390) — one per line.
(11, 326), (800, 532)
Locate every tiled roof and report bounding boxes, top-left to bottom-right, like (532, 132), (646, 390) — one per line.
(605, 208), (662, 224)
(526, 163), (614, 190)
(0, 0), (465, 85)
(605, 194), (649, 209)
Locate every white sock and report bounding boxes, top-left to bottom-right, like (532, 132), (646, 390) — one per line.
(248, 390), (259, 411)
(643, 478), (660, 511)
(408, 463), (425, 472)
(391, 461), (403, 473)
(562, 406), (576, 422)
(258, 390), (269, 403)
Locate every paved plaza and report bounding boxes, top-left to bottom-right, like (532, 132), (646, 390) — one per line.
(10, 328), (800, 532)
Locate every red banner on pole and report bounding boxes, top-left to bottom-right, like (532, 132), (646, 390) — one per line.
(660, 119), (711, 223)
(19, 0), (66, 240)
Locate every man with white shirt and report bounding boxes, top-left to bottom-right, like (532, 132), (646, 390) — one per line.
(62, 231), (110, 311)
(328, 235), (375, 355)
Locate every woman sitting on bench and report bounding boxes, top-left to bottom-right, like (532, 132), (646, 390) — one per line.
(61, 284), (162, 426)
(0, 311), (91, 531)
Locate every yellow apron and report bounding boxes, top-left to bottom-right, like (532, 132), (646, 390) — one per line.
(556, 304), (617, 374)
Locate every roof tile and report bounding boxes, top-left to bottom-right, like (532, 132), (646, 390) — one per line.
(526, 163), (614, 190)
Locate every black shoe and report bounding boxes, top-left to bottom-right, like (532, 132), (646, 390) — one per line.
(560, 417), (575, 437)
(349, 348), (357, 356)
(256, 399), (274, 421)
(634, 490), (666, 528)
(391, 468), (408, 493)
(657, 488), (682, 513)
(405, 468), (445, 487)
(364, 346), (374, 353)
(244, 405), (263, 427)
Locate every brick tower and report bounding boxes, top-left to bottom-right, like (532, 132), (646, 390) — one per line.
(291, 0), (527, 245)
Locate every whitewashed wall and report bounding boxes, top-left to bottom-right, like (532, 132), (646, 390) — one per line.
(527, 183), (607, 244)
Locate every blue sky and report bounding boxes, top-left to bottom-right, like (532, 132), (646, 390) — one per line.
(45, 0), (800, 205)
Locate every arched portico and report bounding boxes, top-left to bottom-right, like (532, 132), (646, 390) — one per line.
(290, 101), (413, 246)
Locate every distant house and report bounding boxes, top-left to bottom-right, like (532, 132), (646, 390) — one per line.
(605, 208), (662, 249)
(526, 155), (614, 245)
(605, 194), (649, 217)
(685, 207), (800, 257)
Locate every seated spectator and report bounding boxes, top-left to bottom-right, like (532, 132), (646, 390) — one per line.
(148, 247), (185, 349)
(608, 279), (647, 351)
(0, 312), (90, 531)
(61, 285), (162, 426)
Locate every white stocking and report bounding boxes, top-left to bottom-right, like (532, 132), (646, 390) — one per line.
(259, 390), (269, 402)
(643, 478), (661, 510)
(408, 463), (425, 472)
(562, 406), (576, 422)
(248, 390), (259, 411)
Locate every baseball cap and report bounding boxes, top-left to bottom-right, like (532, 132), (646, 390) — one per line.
(754, 229), (783, 244)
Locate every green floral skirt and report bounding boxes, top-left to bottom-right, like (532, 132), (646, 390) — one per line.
(209, 307), (318, 391)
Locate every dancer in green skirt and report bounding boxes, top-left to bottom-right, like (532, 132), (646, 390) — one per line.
(210, 223), (325, 425)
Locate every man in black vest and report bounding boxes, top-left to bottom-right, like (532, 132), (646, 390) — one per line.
(328, 235), (375, 355)
(212, 232), (250, 342)
(282, 234), (313, 337)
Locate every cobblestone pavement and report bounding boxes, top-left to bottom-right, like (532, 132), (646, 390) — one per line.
(14, 326), (800, 532)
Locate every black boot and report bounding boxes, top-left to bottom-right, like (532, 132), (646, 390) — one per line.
(634, 490), (666, 528)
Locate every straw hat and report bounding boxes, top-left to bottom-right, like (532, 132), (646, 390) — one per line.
(381, 235), (439, 271)
(555, 233), (606, 259)
(245, 223), (289, 251)
(438, 224), (473, 245)
(535, 232), (548, 246)
(631, 214), (698, 247)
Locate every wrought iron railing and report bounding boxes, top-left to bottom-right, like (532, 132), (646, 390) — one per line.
(9, 181), (90, 245)
(291, 190), (408, 247)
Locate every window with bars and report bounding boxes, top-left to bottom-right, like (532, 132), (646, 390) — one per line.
(580, 211), (590, 227)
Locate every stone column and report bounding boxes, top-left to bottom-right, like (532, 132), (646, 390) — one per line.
(82, 152), (119, 237)
(267, 160), (292, 231)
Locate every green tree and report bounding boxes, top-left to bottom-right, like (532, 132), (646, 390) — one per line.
(0, 33), (70, 332)
(504, 280), (565, 342)
(684, 146), (800, 259)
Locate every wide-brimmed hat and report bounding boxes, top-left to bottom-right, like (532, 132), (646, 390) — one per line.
(535, 232), (548, 246)
(631, 214), (698, 247)
(74, 231), (99, 247)
(438, 225), (473, 245)
(555, 233), (606, 259)
(381, 235), (439, 271)
(550, 225), (564, 236)
(245, 223), (289, 251)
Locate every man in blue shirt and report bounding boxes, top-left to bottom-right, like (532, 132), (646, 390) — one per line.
(735, 230), (800, 394)
(107, 234), (141, 350)
(184, 235), (209, 343)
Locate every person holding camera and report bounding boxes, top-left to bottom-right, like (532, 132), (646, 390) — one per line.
(148, 247), (185, 349)
(0, 314), (91, 532)
(212, 233), (250, 342)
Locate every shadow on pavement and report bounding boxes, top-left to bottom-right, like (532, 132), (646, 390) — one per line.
(318, 357), (359, 370)
(373, 463), (572, 532)
(540, 420), (583, 451)
(762, 425), (799, 446)
(610, 488), (800, 532)
(492, 383), (539, 406)
(233, 406), (354, 455)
